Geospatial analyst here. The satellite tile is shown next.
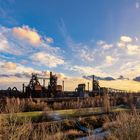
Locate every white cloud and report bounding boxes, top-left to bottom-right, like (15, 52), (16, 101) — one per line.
(2, 61), (17, 70)
(30, 52), (64, 68)
(102, 44), (113, 50)
(0, 25), (63, 68)
(0, 61), (40, 77)
(105, 55), (115, 64)
(13, 25), (41, 45)
(119, 61), (140, 79)
(78, 47), (94, 62)
(97, 40), (113, 50)
(117, 42), (125, 48)
(0, 33), (9, 52)
(120, 36), (132, 43)
(127, 44), (140, 55)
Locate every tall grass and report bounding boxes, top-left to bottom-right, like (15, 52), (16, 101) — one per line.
(0, 98), (66, 140)
(108, 112), (140, 140)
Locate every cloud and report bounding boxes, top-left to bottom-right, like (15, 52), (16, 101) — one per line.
(105, 55), (115, 64)
(69, 65), (108, 77)
(119, 61), (140, 78)
(97, 41), (113, 50)
(2, 62), (17, 70)
(117, 42), (125, 48)
(0, 33), (10, 52)
(13, 25), (41, 45)
(30, 52), (64, 68)
(60, 21), (140, 80)
(126, 44), (140, 55)
(102, 44), (113, 50)
(83, 75), (115, 81)
(136, 2), (140, 9)
(45, 37), (54, 43)
(0, 25), (63, 68)
(120, 36), (132, 43)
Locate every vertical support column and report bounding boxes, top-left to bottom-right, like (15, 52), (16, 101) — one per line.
(43, 79), (45, 87)
(22, 83), (25, 94)
(92, 75), (94, 95)
(62, 80), (64, 92)
(88, 82), (89, 92)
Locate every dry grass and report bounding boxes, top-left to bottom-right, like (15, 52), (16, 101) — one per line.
(1, 97), (51, 113)
(0, 98), (66, 140)
(107, 112), (140, 140)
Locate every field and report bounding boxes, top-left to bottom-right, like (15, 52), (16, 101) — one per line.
(1, 93), (140, 140)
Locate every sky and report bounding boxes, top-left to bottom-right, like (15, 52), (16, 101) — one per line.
(0, 0), (140, 91)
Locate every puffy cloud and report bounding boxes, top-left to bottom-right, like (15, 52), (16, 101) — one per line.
(102, 44), (113, 49)
(97, 41), (113, 50)
(78, 48), (94, 62)
(0, 61), (40, 75)
(105, 56), (114, 64)
(13, 25), (41, 45)
(30, 52), (64, 68)
(127, 44), (140, 55)
(117, 42), (125, 48)
(2, 62), (17, 70)
(0, 25), (63, 68)
(120, 36), (132, 43)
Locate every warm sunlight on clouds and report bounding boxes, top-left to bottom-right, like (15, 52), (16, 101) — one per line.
(30, 52), (64, 68)
(127, 44), (140, 55)
(105, 56), (114, 64)
(120, 36), (132, 43)
(2, 62), (17, 70)
(13, 25), (41, 45)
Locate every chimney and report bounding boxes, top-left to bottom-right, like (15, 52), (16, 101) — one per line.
(92, 75), (94, 93)
(62, 80), (64, 91)
(88, 82), (89, 91)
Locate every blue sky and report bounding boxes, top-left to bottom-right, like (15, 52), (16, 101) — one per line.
(1, 0), (140, 90)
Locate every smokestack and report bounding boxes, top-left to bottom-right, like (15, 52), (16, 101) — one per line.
(23, 83), (25, 93)
(62, 80), (64, 91)
(88, 82), (89, 91)
(92, 75), (94, 93)
(50, 72), (52, 78)
(43, 79), (45, 87)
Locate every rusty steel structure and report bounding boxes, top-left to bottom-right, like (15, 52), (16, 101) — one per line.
(0, 72), (130, 99)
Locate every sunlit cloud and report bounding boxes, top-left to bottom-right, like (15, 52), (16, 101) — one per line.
(13, 25), (41, 45)
(105, 56), (115, 64)
(2, 61), (17, 70)
(126, 44), (140, 55)
(120, 36), (132, 43)
(30, 52), (64, 68)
